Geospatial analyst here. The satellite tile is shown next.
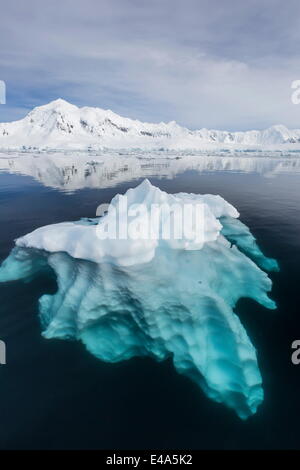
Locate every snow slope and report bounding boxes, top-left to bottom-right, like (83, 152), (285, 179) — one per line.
(1, 99), (300, 151)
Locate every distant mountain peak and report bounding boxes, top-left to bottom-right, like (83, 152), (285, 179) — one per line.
(29, 98), (79, 114)
(46, 98), (72, 106)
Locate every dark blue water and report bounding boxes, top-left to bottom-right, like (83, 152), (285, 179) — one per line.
(0, 154), (300, 449)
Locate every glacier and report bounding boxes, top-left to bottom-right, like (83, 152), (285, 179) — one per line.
(1, 98), (300, 151)
(0, 180), (279, 419)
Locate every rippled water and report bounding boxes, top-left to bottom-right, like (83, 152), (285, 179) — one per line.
(0, 152), (300, 449)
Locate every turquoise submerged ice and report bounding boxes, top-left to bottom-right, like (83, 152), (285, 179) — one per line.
(0, 180), (279, 419)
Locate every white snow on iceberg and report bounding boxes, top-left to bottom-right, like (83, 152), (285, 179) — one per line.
(0, 180), (279, 419)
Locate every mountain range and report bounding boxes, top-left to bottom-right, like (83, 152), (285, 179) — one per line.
(1, 99), (300, 151)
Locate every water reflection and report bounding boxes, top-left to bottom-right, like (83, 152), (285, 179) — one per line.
(0, 152), (300, 192)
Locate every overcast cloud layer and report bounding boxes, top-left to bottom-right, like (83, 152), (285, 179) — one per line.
(1, 0), (300, 130)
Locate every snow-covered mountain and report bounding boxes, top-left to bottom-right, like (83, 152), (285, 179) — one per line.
(1, 99), (300, 151)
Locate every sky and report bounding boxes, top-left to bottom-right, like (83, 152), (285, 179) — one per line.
(1, 0), (300, 130)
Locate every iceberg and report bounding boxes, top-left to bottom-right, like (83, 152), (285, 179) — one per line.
(0, 180), (279, 419)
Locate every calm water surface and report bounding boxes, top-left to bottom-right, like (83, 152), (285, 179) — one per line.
(0, 153), (300, 449)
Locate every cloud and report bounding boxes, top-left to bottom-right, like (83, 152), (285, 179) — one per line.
(0, 0), (300, 130)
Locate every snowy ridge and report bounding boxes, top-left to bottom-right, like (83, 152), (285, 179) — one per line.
(1, 99), (300, 150)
